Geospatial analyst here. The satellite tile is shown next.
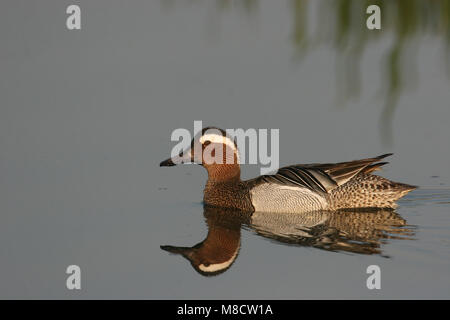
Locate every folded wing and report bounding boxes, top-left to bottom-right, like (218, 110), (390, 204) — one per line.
(256, 153), (392, 194)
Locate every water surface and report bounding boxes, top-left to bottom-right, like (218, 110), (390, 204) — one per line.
(0, 0), (449, 299)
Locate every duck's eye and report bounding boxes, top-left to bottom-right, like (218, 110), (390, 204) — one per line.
(203, 140), (211, 147)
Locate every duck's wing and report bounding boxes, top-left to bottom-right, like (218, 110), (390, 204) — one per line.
(252, 153), (392, 194)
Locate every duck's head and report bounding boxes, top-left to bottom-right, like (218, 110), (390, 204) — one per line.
(160, 127), (241, 182)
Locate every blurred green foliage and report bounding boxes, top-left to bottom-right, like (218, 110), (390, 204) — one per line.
(164, 0), (450, 144)
(291, 0), (450, 144)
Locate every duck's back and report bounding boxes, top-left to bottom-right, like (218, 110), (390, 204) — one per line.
(246, 154), (416, 213)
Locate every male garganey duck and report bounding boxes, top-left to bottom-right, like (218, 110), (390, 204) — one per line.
(160, 127), (416, 213)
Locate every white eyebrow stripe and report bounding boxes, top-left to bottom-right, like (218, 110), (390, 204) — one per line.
(198, 245), (240, 273)
(200, 133), (236, 150)
(199, 133), (240, 163)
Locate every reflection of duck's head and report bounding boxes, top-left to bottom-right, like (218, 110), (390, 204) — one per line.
(161, 242), (239, 277)
(161, 207), (248, 276)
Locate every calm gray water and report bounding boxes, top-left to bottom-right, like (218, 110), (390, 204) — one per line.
(1, 1), (449, 299)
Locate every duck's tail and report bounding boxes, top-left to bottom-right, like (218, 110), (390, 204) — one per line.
(329, 173), (417, 210)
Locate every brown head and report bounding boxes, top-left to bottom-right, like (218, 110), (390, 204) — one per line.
(160, 127), (241, 183)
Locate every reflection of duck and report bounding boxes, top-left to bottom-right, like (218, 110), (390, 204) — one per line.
(251, 209), (414, 255)
(161, 206), (415, 276)
(161, 208), (249, 276)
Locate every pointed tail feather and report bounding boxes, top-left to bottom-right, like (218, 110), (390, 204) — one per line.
(363, 162), (389, 174)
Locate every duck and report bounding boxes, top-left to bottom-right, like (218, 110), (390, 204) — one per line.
(160, 127), (416, 213)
